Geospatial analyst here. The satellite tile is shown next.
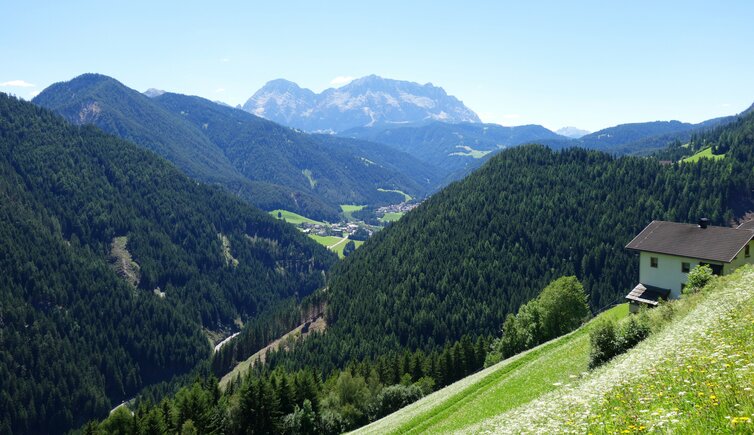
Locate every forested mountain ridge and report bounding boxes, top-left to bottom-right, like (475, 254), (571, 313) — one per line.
(539, 113), (746, 156)
(657, 102), (754, 162)
(243, 75), (481, 133)
(0, 93), (335, 434)
(340, 107), (748, 182)
(269, 109), (754, 375)
(341, 121), (565, 177)
(153, 92), (439, 208)
(32, 73), (241, 185)
(33, 74), (439, 221)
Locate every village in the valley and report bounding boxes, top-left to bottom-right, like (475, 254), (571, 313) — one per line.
(299, 201), (421, 239)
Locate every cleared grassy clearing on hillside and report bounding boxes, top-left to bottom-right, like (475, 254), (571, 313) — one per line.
(377, 188), (412, 202)
(379, 212), (405, 223)
(682, 146), (725, 163)
(449, 145), (493, 159)
(308, 234), (343, 247)
(269, 209), (326, 225)
(308, 234), (363, 258)
(341, 204), (366, 220)
(332, 239), (363, 257)
(357, 305), (628, 434)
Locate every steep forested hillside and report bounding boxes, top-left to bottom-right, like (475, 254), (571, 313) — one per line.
(657, 103), (754, 163)
(0, 94), (335, 434)
(154, 93), (439, 207)
(275, 112), (754, 373)
(34, 74), (441, 221)
(82, 107), (754, 434)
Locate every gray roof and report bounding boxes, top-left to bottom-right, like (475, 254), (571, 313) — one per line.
(737, 220), (754, 230)
(625, 220), (754, 263)
(625, 283), (670, 306)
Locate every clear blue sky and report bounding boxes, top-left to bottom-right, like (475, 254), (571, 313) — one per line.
(2, 0), (753, 131)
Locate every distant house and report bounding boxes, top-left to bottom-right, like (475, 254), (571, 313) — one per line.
(624, 218), (754, 311)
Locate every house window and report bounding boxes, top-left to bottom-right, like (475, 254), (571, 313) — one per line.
(650, 257), (658, 268)
(746, 245), (750, 258)
(682, 262), (690, 273)
(700, 262), (723, 276)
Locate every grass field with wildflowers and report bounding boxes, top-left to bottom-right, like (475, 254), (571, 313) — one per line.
(357, 266), (754, 434)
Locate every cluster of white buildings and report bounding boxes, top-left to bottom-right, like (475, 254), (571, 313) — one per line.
(300, 221), (366, 238)
(377, 202), (419, 215)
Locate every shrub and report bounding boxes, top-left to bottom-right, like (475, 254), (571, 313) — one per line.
(589, 320), (619, 369)
(685, 264), (714, 294)
(483, 348), (502, 368)
(414, 376), (436, 395)
(282, 400), (318, 435)
(590, 313), (652, 369)
(618, 314), (651, 350)
(369, 384), (424, 420)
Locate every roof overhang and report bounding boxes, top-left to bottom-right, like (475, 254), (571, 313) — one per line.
(624, 247), (731, 264)
(625, 283), (671, 306)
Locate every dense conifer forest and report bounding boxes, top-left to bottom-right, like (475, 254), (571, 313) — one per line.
(104, 106), (753, 435)
(0, 94), (335, 434)
(3, 89), (754, 434)
(281, 141), (741, 374)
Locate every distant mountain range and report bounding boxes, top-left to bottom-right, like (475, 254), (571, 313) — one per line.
(242, 74), (752, 174)
(556, 126), (590, 138)
(32, 74), (752, 221)
(242, 75), (481, 133)
(34, 74), (441, 221)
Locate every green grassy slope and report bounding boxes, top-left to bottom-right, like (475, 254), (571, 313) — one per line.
(270, 209), (326, 226)
(682, 146), (726, 162)
(356, 304), (628, 434)
(379, 212), (405, 222)
(357, 267), (754, 434)
(377, 188), (412, 202)
(308, 234), (363, 258)
(341, 204), (366, 220)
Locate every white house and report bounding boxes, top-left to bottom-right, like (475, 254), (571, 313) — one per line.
(624, 218), (754, 311)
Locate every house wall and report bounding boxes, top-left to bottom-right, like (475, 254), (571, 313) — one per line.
(725, 239), (754, 273)
(639, 252), (720, 299)
(639, 240), (754, 298)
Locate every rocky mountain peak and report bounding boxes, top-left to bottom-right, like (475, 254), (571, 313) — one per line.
(242, 75), (481, 132)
